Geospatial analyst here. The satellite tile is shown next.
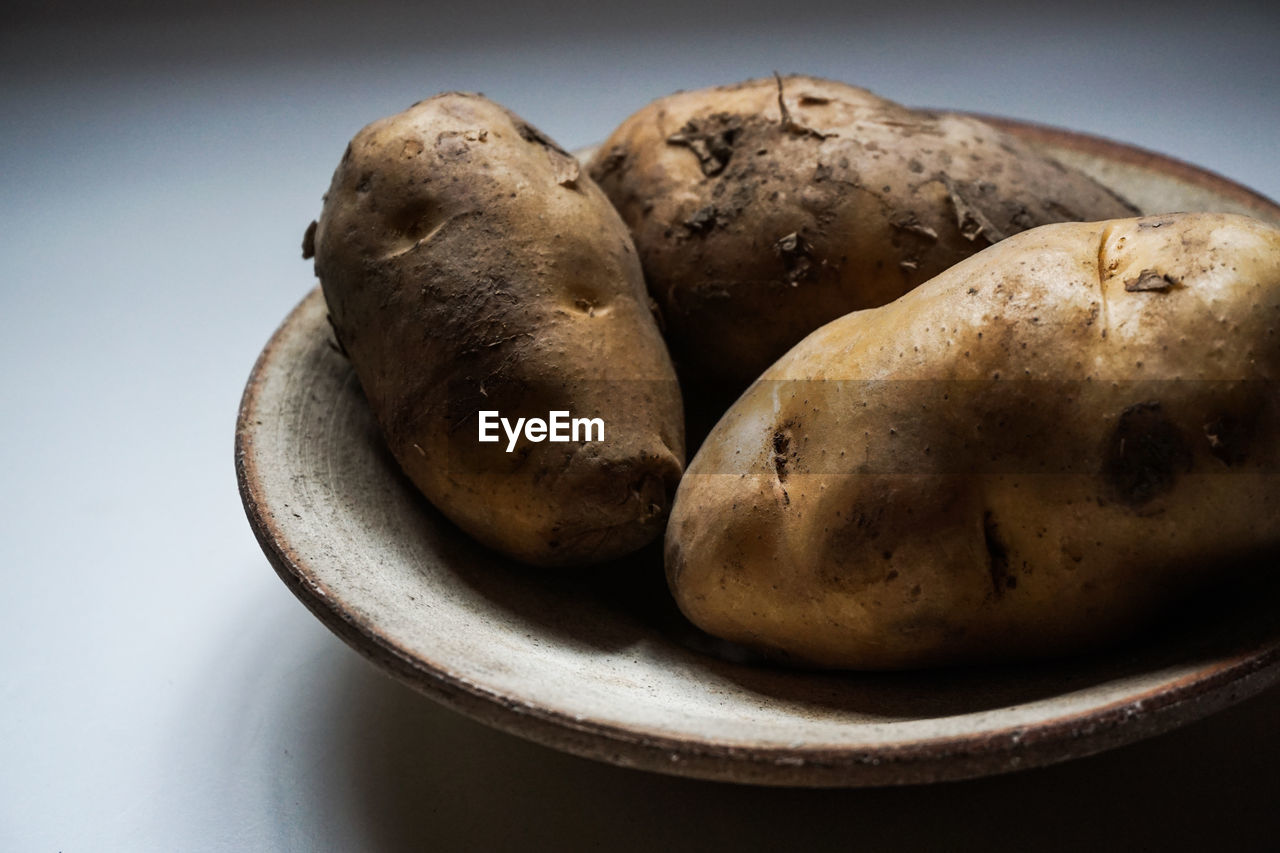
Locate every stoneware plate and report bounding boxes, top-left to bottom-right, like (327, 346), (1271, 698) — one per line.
(238, 118), (1280, 787)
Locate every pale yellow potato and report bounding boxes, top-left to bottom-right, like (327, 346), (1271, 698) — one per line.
(667, 212), (1280, 668)
(308, 93), (684, 566)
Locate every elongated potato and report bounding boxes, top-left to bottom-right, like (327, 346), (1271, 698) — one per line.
(666, 212), (1280, 669)
(307, 93), (684, 566)
(589, 74), (1138, 399)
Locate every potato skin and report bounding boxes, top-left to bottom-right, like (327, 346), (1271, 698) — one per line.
(309, 93), (684, 566)
(588, 74), (1138, 396)
(666, 212), (1280, 669)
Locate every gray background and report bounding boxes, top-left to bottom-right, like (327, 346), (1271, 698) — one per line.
(2, 1), (1277, 849)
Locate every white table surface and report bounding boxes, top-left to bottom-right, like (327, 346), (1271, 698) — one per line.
(3, 2), (1278, 849)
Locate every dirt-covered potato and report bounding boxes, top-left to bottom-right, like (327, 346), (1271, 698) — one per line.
(589, 74), (1138, 400)
(306, 93), (684, 567)
(666, 212), (1280, 669)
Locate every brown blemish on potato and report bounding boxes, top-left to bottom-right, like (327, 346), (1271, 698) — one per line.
(513, 120), (580, 187)
(981, 510), (1012, 596)
(773, 72), (836, 140)
(684, 205), (721, 234)
(942, 177), (1002, 244)
(434, 133), (473, 161)
(772, 428), (792, 483)
(774, 232), (815, 283)
(1124, 269), (1180, 292)
(1102, 401), (1192, 506)
(593, 145), (627, 177)
(1203, 412), (1254, 467)
(667, 113), (742, 176)
(891, 214), (939, 242)
(551, 156), (581, 188)
(851, 507), (883, 540)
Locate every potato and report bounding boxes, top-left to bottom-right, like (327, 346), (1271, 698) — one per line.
(306, 92), (684, 566)
(666, 212), (1280, 669)
(589, 74), (1139, 402)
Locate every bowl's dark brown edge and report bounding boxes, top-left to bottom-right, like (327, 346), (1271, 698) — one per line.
(237, 119), (1280, 788)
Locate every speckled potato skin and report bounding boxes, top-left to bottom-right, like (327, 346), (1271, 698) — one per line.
(666, 213), (1280, 669)
(589, 75), (1139, 395)
(308, 93), (684, 567)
